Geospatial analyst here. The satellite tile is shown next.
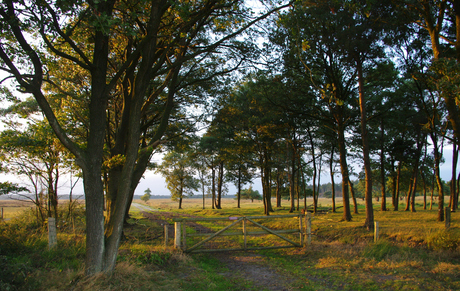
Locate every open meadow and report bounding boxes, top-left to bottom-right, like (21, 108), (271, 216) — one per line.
(1, 196), (460, 290)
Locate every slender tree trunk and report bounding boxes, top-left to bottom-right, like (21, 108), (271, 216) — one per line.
(276, 169), (281, 207)
(349, 179), (358, 214)
(307, 128), (318, 213)
(451, 140), (458, 211)
(202, 174), (205, 210)
(357, 58), (374, 231)
(457, 171), (460, 209)
(432, 138), (444, 221)
(405, 173), (414, 211)
(390, 159), (397, 209)
(394, 161), (402, 211)
(411, 172), (418, 212)
(421, 172), (427, 210)
(430, 171), (435, 210)
(337, 126), (352, 221)
(330, 149), (336, 213)
(296, 154), (303, 211)
(237, 166), (241, 208)
(380, 119), (387, 211)
(289, 142), (296, 213)
(316, 153), (322, 210)
(211, 167), (216, 209)
(216, 161), (224, 209)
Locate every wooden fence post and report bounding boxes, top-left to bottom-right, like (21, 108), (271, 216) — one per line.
(306, 212), (311, 246)
(374, 221), (379, 242)
(174, 221), (181, 249)
(48, 217), (57, 249)
(182, 221), (187, 251)
(164, 224), (169, 247)
(243, 218), (247, 250)
(299, 214), (304, 246)
(445, 207), (451, 229)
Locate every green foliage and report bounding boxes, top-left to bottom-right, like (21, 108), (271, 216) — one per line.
(0, 181), (29, 195)
(156, 151), (199, 204)
(141, 188), (152, 203)
(240, 186), (262, 201)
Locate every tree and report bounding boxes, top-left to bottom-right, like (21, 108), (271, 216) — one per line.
(140, 188), (152, 203)
(272, 2), (360, 220)
(156, 151), (199, 209)
(240, 186), (262, 202)
(0, 0), (291, 274)
(0, 119), (72, 223)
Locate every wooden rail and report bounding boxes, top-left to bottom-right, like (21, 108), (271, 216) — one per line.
(172, 213), (312, 253)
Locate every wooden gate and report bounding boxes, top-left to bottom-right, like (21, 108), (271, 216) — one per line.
(173, 213), (312, 253)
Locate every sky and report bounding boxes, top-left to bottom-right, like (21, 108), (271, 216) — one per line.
(132, 145), (459, 197)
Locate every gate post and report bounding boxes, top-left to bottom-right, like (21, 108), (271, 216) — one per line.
(243, 217), (247, 250)
(374, 221), (379, 242)
(182, 221), (187, 251)
(164, 224), (169, 247)
(174, 221), (181, 249)
(446, 207), (451, 229)
(306, 212), (311, 246)
(48, 217), (57, 249)
(299, 214), (304, 246)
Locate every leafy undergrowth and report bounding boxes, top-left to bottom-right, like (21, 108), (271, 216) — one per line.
(2, 200), (460, 290)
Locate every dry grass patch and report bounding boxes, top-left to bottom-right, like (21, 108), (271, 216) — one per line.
(68, 262), (177, 291)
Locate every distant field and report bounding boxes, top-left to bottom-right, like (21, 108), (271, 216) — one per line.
(0, 199), (34, 220)
(0, 194), (442, 220)
(140, 195), (435, 211)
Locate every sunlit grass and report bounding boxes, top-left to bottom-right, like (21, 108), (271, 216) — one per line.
(3, 196), (460, 290)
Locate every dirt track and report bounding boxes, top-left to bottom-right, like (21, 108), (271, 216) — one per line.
(139, 207), (299, 290)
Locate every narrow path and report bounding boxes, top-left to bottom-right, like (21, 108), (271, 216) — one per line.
(131, 202), (157, 212)
(213, 252), (299, 291)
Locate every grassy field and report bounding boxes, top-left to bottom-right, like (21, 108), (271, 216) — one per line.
(0, 199), (34, 220)
(1, 196), (460, 290)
